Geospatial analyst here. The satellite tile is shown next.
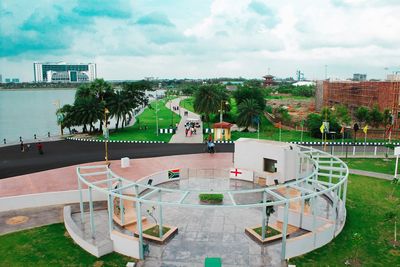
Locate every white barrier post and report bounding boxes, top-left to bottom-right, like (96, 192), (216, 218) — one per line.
(352, 146), (356, 156)
(374, 146), (377, 156)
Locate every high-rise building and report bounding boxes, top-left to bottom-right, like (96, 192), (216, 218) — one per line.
(353, 73), (367, 81)
(33, 62), (97, 83)
(4, 78), (20, 83)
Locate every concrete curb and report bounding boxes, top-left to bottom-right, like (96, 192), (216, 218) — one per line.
(65, 137), (165, 144)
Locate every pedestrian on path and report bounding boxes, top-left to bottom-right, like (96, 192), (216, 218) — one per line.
(37, 142), (44, 155)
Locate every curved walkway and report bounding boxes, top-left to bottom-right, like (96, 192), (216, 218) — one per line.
(349, 169), (394, 180)
(0, 140), (233, 179)
(167, 97), (203, 143)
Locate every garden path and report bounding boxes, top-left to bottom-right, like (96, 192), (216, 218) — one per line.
(167, 97), (204, 144)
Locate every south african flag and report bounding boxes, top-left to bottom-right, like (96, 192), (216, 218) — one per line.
(168, 169), (180, 179)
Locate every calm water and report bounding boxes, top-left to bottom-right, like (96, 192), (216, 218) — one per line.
(0, 89), (76, 143)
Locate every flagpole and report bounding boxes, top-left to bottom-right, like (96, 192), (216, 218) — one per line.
(342, 130), (345, 156)
(300, 123), (303, 143)
(364, 131), (367, 156)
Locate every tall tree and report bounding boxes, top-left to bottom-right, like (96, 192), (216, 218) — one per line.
(74, 97), (104, 133)
(233, 86), (266, 111)
(383, 109), (392, 126)
(108, 90), (130, 130)
(236, 99), (263, 130)
(193, 84), (228, 124)
(333, 104), (351, 125)
(368, 105), (383, 128)
(355, 106), (369, 125)
(57, 104), (77, 134)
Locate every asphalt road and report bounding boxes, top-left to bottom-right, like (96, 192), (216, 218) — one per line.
(0, 140), (234, 179)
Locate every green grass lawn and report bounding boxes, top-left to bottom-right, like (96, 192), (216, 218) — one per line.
(0, 223), (135, 266)
(143, 225), (171, 237)
(179, 97), (195, 113)
(253, 226), (281, 238)
(230, 116), (322, 142)
(292, 174), (400, 266)
(344, 158), (396, 175)
(102, 99), (180, 142)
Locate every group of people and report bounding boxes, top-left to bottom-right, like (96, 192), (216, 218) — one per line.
(172, 106), (180, 111)
(184, 121), (200, 137)
(20, 140), (44, 155)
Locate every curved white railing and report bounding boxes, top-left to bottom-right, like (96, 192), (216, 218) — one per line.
(73, 145), (348, 261)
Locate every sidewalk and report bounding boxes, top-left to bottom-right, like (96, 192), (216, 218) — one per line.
(349, 169), (394, 181)
(167, 97), (204, 143)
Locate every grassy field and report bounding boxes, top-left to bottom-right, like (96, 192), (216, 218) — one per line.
(103, 99), (179, 142)
(344, 158), (396, 175)
(291, 174), (400, 266)
(0, 223), (135, 266)
(179, 97), (195, 113)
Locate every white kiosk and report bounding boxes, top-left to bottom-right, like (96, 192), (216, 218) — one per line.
(234, 138), (301, 185)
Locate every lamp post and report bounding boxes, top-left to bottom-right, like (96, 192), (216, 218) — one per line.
(155, 91), (159, 136)
(53, 99), (63, 136)
(104, 108), (110, 164)
(219, 100), (229, 140)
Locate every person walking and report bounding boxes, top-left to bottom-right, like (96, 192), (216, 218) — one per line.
(37, 142), (44, 155)
(20, 140), (24, 152)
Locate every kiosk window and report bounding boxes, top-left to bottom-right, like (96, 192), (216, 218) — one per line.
(264, 158), (277, 173)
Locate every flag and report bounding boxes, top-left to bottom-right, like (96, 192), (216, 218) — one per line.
(340, 126), (345, 134)
(363, 125), (368, 134)
(320, 123), (325, 134)
(168, 169), (180, 179)
(275, 122), (282, 129)
(385, 125), (393, 136)
(230, 168), (242, 178)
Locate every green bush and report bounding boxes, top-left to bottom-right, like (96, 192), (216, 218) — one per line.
(199, 193), (224, 203)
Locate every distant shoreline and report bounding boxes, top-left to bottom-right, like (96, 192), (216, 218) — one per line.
(0, 88), (77, 91)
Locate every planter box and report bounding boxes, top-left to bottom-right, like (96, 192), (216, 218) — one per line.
(245, 225), (283, 244)
(134, 224), (178, 244)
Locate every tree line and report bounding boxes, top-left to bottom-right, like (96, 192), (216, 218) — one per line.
(306, 104), (393, 138)
(57, 79), (150, 134)
(192, 84), (267, 130)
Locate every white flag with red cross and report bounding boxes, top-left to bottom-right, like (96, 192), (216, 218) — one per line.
(230, 168), (243, 178)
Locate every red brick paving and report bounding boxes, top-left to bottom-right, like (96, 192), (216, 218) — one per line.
(0, 153), (233, 197)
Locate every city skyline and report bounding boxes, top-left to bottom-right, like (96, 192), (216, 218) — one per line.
(1, 0), (400, 82)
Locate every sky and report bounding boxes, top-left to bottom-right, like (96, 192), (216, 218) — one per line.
(1, 0), (400, 82)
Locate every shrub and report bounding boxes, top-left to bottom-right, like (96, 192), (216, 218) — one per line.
(199, 193), (224, 203)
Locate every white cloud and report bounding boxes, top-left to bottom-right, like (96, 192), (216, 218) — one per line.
(1, 0), (400, 81)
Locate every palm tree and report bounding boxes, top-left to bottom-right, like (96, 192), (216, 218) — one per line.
(122, 81), (149, 126)
(74, 97), (104, 133)
(108, 90), (131, 130)
(57, 104), (77, 134)
(236, 99), (263, 130)
(193, 85), (227, 125)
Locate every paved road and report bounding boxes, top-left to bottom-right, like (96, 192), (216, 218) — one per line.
(0, 140), (234, 179)
(168, 97), (203, 143)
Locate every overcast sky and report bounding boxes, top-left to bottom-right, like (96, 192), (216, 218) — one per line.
(1, 0), (400, 82)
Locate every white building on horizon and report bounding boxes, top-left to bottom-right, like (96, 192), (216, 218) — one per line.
(33, 62), (97, 83)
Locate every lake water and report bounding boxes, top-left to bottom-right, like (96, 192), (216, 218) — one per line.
(0, 88), (159, 144)
(0, 89), (76, 144)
